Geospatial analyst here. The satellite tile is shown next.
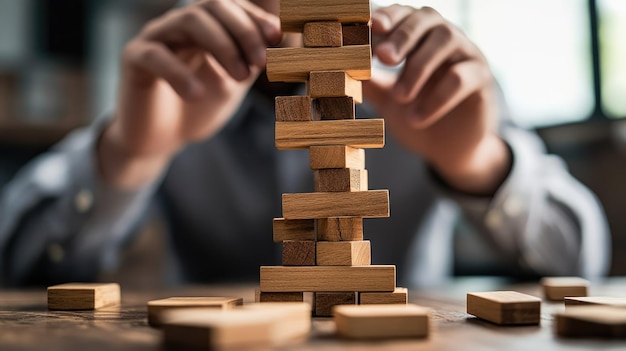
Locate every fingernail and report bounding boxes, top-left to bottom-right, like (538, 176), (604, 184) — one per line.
(253, 48), (266, 67)
(372, 12), (392, 31)
(376, 42), (397, 62)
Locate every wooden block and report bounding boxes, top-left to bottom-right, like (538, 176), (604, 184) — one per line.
(317, 217), (363, 241)
(342, 24), (371, 45)
(314, 169), (367, 192)
(266, 45), (371, 82)
(360, 287), (408, 305)
(312, 97), (355, 120)
(334, 304), (431, 339)
(275, 96), (311, 121)
(466, 291), (541, 325)
(309, 71), (362, 103)
(259, 265), (396, 292)
(303, 22), (342, 47)
(47, 283), (120, 310)
(273, 218), (315, 243)
(316, 241), (371, 266)
(275, 119), (385, 150)
(280, 0), (371, 32)
(282, 190), (389, 219)
(282, 240), (315, 266)
(315, 292), (356, 317)
(148, 297), (243, 326)
(255, 290), (304, 303)
(310, 145), (365, 170)
(554, 306), (626, 338)
(565, 296), (626, 307)
(542, 277), (589, 301)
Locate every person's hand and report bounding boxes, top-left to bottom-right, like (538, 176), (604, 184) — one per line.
(364, 6), (511, 195)
(99, 0), (281, 188)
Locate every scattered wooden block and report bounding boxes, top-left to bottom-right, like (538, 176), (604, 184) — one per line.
(315, 292), (356, 317)
(309, 70), (362, 103)
(275, 96), (311, 121)
(554, 306), (626, 338)
(309, 145), (365, 170)
(312, 97), (355, 120)
(273, 218), (315, 243)
(334, 304), (431, 339)
(282, 240), (315, 266)
(542, 277), (589, 301)
(266, 45), (371, 82)
(148, 297), (243, 326)
(316, 240), (371, 266)
(360, 287), (408, 305)
(565, 296), (626, 307)
(303, 21), (342, 47)
(280, 0), (371, 32)
(260, 265), (396, 292)
(314, 168), (367, 192)
(466, 291), (541, 325)
(282, 190), (389, 219)
(342, 24), (371, 45)
(255, 290), (304, 303)
(276, 119), (384, 150)
(47, 283), (120, 310)
(317, 217), (363, 241)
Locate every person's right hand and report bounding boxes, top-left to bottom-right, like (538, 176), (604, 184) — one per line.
(99, 0), (282, 188)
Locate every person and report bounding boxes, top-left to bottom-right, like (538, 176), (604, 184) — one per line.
(0, 0), (611, 287)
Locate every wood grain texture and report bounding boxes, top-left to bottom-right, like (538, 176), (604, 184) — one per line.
(266, 46), (371, 82)
(275, 96), (311, 121)
(317, 217), (364, 241)
(147, 297), (243, 326)
(259, 265), (396, 292)
(310, 145), (365, 170)
(312, 97), (355, 120)
(565, 296), (626, 307)
(360, 287), (408, 305)
(316, 241), (371, 266)
(255, 290), (304, 303)
(275, 119), (384, 150)
(280, 0), (371, 32)
(47, 283), (120, 310)
(273, 218), (315, 243)
(282, 190), (389, 219)
(282, 240), (316, 266)
(541, 277), (589, 301)
(554, 306), (626, 338)
(314, 168), (367, 192)
(334, 304), (431, 339)
(303, 22), (343, 47)
(315, 292), (356, 317)
(342, 24), (371, 45)
(309, 70), (362, 103)
(466, 291), (541, 325)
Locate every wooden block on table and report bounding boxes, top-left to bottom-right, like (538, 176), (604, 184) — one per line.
(316, 241), (371, 266)
(282, 190), (389, 219)
(317, 217), (363, 241)
(334, 304), (431, 339)
(255, 290), (304, 303)
(554, 306), (626, 338)
(342, 24), (371, 45)
(314, 168), (367, 192)
(312, 97), (355, 120)
(315, 292), (356, 317)
(303, 22), (342, 47)
(260, 265), (395, 292)
(273, 218), (315, 243)
(309, 70), (362, 103)
(275, 119), (385, 150)
(148, 297), (243, 326)
(275, 96), (311, 122)
(280, 0), (371, 32)
(565, 296), (626, 307)
(266, 45), (371, 82)
(466, 291), (541, 325)
(282, 240), (315, 266)
(360, 287), (408, 305)
(47, 283), (120, 310)
(542, 277), (589, 301)
(310, 145), (364, 170)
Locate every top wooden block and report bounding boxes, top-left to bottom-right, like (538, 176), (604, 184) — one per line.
(280, 0), (371, 32)
(48, 283), (120, 310)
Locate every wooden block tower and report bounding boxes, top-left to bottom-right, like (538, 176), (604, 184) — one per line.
(259, 0), (408, 317)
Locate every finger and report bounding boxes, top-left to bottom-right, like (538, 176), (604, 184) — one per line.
(234, 0), (282, 45)
(371, 5), (414, 34)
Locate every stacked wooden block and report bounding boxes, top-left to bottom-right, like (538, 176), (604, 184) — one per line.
(259, 0), (407, 317)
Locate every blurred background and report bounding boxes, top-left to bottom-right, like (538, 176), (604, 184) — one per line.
(0, 0), (624, 280)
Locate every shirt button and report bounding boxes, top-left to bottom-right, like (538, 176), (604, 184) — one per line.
(485, 210), (503, 230)
(74, 189), (93, 213)
(48, 243), (65, 263)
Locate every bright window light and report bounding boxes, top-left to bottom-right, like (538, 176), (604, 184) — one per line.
(599, 0), (626, 118)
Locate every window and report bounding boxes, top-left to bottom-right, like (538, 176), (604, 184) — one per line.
(598, 0), (626, 118)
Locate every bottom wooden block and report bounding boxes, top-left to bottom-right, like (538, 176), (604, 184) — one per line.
(315, 292), (356, 317)
(565, 296), (626, 307)
(541, 277), (589, 301)
(466, 291), (541, 325)
(47, 283), (120, 310)
(360, 287), (408, 305)
(147, 297), (243, 326)
(554, 306), (626, 338)
(256, 290), (304, 303)
(334, 304), (431, 339)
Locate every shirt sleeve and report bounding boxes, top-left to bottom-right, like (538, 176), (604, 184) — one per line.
(0, 118), (160, 286)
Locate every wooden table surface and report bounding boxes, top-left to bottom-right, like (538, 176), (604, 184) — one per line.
(2, 278), (626, 351)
